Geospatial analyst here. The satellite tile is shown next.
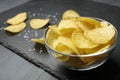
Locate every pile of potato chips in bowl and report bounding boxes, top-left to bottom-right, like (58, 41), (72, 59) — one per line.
(44, 10), (118, 70)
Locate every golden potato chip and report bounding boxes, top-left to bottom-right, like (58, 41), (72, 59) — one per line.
(4, 22), (26, 33)
(78, 17), (100, 27)
(30, 18), (50, 29)
(54, 54), (70, 62)
(100, 21), (108, 27)
(62, 10), (80, 19)
(84, 26), (115, 44)
(84, 43), (111, 54)
(48, 25), (61, 35)
(53, 39), (74, 54)
(46, 25), (60, 47)
(57, 36), (79, 54)
(58, 19), (78, 34)
(7, 12), (27, 24)
(75, 21), (94, 32)
(31, 38), (44, 44)
(72, 30), (98, 49)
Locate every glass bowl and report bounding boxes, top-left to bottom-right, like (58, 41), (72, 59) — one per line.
(44, 17), (118, 71)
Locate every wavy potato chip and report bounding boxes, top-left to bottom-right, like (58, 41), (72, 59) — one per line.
(31, 38), (44, 44)
(49, 25), (61, 35)
(100, 21), (108, 27)
(72, 30), (98, 49)
(53, 38), (74, 54)
(57, 36), (79, 54)
(84, 26), (115, 44)
(58, 19), (78, 34)
(78, 17), (100, 27)
(30, 18), (50, 29)
(46, 25), (60, 47)
(75, 21), (94, 32)
(7, 12), (27, 24)
(62, 10), (80, 19)
(4, 22), (26, 33)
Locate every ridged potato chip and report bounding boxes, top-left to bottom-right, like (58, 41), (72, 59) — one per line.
(72, 30), (98, 49)
(78, 17), (100, 27)
(62, 10), (80, 19)
(30, 18), (50, 29)
(84, 26), (115, 44)
(4, 22), (26, 33)
(7, 12), (27, 25)
(31, 38), (44, 44)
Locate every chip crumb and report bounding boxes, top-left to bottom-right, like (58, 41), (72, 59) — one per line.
(32, 13), (36, 16)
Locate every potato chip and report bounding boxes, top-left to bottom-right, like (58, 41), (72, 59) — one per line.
(54, 54), (70, 62)
(72, 30), (98, 49)
(7, 12), (27, 24)
(58, 19), (78, 34)
(31, 38), (44, 44)
(30, 18), (50, 29)
(75, 21), (94, 32)
(100, 21), (108, 27)
(4, 22), (26, 33)
(48, 25), (61, 35)
(57, 36), (79, 54)
(84, 26), (115, 44)
(62, 10), (80, 19)
(53, 39), (74, 54)
(46, 25), (60, 47)
(84, 43), (111, 54)
(78, 17), (100, 27)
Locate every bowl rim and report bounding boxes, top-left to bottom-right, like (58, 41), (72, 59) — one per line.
(43, 17), (118, 57)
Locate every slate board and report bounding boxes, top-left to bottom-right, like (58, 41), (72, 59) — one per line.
(0, 0), (120, 80)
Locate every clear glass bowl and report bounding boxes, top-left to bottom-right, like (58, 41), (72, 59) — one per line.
(44, 17), (118, 71)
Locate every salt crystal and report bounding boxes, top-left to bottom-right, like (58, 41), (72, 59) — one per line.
(40, 8), (43, 11)
(33, 48), (36, 51)
(27, 30), (30, 33)
(39, 49), (43, 54)
(33, 13), (36, 16)
(29, 49), (32, 52)
(35, 31), (38, 37)
(24, 35), (29, 38)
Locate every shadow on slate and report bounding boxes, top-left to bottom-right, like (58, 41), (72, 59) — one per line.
(0, 0), (120, 80)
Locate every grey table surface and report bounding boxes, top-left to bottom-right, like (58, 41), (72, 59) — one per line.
(0, 0), (120, 80)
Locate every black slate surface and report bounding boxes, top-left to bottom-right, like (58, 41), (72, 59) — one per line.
(0, 0), (120, 80)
